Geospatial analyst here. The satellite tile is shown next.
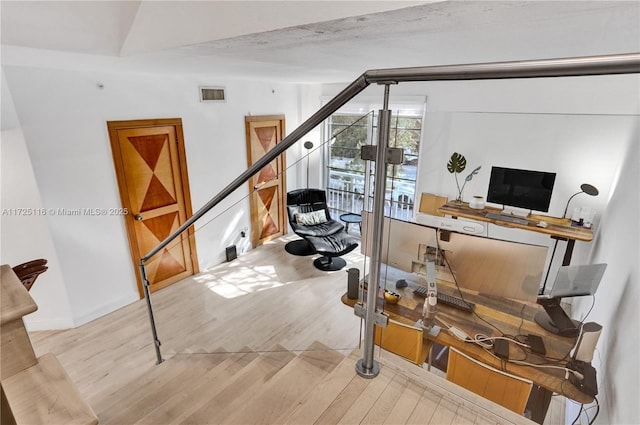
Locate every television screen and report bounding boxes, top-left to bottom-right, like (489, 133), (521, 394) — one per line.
(486, 167), (556, 212)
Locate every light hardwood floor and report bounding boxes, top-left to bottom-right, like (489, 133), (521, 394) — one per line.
(28, 234), (559, 424)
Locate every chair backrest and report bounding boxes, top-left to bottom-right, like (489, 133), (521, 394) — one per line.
(446, 347), (532, 414)
(286, 189), (331, 224)
(374, 320), (428, 365)
(419, 193), (448, 216)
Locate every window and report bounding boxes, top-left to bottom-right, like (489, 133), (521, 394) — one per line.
(325, 106), (423, 222)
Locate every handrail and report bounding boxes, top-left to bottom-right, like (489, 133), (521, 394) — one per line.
(141, 52), (640, 264)
(364, 53), (640, 82)
(140, 52), (640, 364)
(140, 74), (369, 263)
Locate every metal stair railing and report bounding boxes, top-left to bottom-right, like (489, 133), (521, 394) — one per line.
(139, 53), (640, 367)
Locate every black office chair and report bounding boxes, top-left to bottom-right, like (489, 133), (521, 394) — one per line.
(285, 189), (358, 270)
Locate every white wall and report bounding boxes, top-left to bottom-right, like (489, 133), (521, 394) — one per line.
(3, 65), (312, 327)
(1, 72), (75, 329)
(573, 123), (639, 424)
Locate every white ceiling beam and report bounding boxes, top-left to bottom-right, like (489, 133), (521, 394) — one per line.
(119, 1), (429, 56)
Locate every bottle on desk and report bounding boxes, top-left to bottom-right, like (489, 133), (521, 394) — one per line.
(571, 207), (596, 228)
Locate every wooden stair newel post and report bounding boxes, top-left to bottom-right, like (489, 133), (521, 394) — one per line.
(0, 265), (98, 425)
(1, 265), (38, 380)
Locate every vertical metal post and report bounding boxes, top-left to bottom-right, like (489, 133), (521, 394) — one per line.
(139, 261), (164, 364)
(356, 84), (393, 378)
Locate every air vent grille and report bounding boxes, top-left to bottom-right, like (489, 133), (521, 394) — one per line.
(200, 87), (226, 102)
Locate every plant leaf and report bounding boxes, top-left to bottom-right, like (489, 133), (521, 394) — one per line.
(447, 152), (467, 174)
(464, 166), (482, 182)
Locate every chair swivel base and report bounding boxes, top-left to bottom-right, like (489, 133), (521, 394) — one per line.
(313, 256), (346, 271)
(284, 239), (315, 256)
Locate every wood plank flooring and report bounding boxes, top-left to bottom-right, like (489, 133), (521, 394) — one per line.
(27, 234), (555, 424)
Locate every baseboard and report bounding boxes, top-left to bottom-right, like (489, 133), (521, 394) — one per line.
(24, 317), (75, 331)
(72, 293), (139, 327)
(25, 293), (138, 330)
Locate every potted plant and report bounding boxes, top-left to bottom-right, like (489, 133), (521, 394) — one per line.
(446, 152), (481, 204)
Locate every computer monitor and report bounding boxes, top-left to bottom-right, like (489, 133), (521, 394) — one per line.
(486, 166), (556, 214)
(535, 263), (607, 337)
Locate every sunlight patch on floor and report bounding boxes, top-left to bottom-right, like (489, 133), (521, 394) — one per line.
(188, 234), (365, 300)
(194, 264), (290, 299)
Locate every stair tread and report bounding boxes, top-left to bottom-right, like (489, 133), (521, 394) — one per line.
(361, 372), (411, 424)
(1, 352), (98, 425)
(1, 265), (38, 325)
(336, 363), (396, 425)
(222, 341), (345, 425)
(176, 345), (297, 425)
(282, 349), (363, 425)
(104, 349), (255, 425)
(92, 351), (222, 416)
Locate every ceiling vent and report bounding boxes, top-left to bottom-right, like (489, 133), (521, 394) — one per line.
(200, 86), (226, 102)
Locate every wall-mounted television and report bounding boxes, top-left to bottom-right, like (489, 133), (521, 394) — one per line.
(486, 166), (556, 213)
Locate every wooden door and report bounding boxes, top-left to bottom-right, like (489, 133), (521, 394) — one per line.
(108, 118), (198, 297)
(245, 116), (287, 247)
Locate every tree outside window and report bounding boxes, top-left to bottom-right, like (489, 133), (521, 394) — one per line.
(326, 111), (422, 221)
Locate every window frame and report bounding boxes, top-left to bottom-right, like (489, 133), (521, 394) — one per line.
(321, 97), (426, 221)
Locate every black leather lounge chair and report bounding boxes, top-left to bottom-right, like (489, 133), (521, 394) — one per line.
(285, 189), (358, 271)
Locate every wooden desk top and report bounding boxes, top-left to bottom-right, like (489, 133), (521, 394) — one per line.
(342, 273), (593, 404)
(438, 201), (593, 242)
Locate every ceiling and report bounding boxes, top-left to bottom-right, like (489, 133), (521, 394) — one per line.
(1, 1), (638, 83)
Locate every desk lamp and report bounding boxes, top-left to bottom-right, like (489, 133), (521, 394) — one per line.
(304, 141), (313, 188)
(541, 183), (600, 295)
(562, 183), (599, 218)
(284, 141), (316, 257)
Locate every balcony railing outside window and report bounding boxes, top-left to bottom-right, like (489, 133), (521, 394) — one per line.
(325, 112), (421, 224)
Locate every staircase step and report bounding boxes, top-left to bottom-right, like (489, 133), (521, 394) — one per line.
(1, 352), (98, 425)
(92, 351), (215, 417)
(104, 348), (256, 425)
(360, 372), (411, 424)
(1, 266), (38, 380)
(1, 320), (38, 380)
(176, 346), (297, 425)
(282, 349), (362, 425)
(222, 341), (345, 425)
(335, 362), (396, 425)
(0, 265), (38, 326)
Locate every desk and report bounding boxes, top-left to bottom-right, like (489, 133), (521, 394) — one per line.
(437, 201), (592, 241)
(438, 201), (593, 266)
(342, 267), (594, 422)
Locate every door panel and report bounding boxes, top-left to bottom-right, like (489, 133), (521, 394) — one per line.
(245, 116), (287, 247)
(108, 119), (198, 296)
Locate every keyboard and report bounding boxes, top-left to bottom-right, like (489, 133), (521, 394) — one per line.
(485, 212), (529, 226)
(413, 286), (475, 312)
